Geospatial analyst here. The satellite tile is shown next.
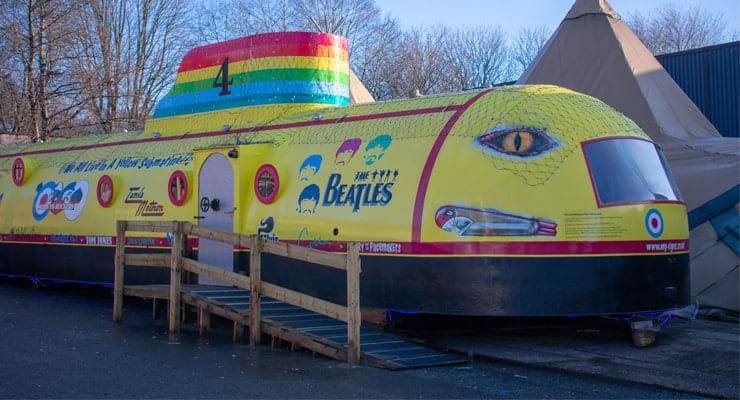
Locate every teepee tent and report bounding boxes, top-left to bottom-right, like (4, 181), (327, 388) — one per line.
(349, 69), (375, 104)
(519, 0), (738, 313)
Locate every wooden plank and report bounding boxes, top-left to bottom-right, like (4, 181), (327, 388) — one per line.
(188, 224), (242, 246)
(181, 258), (251, 288)
(181, 222), (194, 235)
(152, 299), (160, 319)
(249, 235), (262, 346)
(112, 220), (126, 322)
(261, 281), (348, 323)
(122, 285), (170, 299)
(198, 307), (211, 335)
(346, 242), (361, 364)
(238, 234), (252, 249)
(168, 221), (182, 333)
(261, 239), (347, 270)
(124, 253), (170, 268)
(180, 293), (249, 325)
(124, 220), (173, 233)
(233, 323), (245, 342)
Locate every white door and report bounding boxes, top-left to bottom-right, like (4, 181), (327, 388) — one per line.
(197, 153), (234, 285)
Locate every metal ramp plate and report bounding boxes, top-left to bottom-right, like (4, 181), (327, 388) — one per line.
(183, 286), (467, 370)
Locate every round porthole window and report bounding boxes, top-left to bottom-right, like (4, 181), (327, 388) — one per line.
(97, 175), (114, 207)
(254, 164), (279, 204)
(12, 158), (25, 186)
(168, 170), (188, 206)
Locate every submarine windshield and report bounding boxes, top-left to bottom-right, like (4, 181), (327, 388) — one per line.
(584, 137), (683, 206)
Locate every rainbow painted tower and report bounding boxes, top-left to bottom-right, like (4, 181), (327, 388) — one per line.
(146, 32), (350, 135)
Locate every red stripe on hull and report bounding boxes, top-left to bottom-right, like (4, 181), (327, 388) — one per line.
(0, 105), (465, 159)
(0, 234), (686, 257)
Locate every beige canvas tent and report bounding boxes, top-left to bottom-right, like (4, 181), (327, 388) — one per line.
(519, 0), (739, 313)
(349, 69), (375, 104)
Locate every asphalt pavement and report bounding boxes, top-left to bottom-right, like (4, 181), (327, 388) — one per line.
(1, 278), (736, 399)
(392, 308), (739, 399)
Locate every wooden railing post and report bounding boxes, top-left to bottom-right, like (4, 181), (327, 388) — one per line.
(112, 220), (126, 322)
(249, 235), (262, 346)
(168, 221), (183, 333)
(346, 242), (361, 365)
(181, 224), (190, 284)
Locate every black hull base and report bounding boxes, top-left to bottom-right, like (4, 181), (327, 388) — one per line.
(0, 243), (690, 316)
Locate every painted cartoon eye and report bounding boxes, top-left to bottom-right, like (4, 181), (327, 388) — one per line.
(476, 127), (558, 157)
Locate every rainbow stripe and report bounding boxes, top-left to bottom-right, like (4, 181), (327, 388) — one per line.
(152, 32), (350, 119)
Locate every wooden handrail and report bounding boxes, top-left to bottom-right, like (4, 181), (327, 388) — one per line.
(181, 258), (251, 288)
(260, 239), (348, 271)
(112, 220), (362, 364)
(123, 220), (174, 232)
(124, 254), (170, 268)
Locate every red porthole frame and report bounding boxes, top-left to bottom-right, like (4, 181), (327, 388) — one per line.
(254, 164), (279, 204)
(97, 175), (114, 207)
(168, 170), (188, 206)
(12, 158), (25, 186)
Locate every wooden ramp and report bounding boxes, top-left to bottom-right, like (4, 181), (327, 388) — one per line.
(125, 284), (467, 370)
(115, 221), (466, 370)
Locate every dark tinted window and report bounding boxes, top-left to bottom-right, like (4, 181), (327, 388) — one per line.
(584, 138), (682, 206)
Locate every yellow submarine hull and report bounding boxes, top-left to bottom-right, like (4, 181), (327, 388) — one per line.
(0, 32), (689, 316)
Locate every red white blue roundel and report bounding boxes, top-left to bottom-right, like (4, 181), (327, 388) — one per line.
(645, 209), (664, 238)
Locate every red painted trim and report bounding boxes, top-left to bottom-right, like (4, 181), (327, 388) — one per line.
(0, 234), (689, 256)
(96, 175), (114, 207)
(168, 170), (188, 206)
(284, 238), (689, 256)
(254, 164), (279, 204)
(0, 234), (199, 249)
(248, 106), (464, 132)
(0, 106), (463, 159)
(12, 157), (25, 186)
(405, 239), (690, 255)
(412, 89), (494, 242)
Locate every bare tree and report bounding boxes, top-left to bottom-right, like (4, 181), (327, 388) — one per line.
(1, 0), (82, 142)
(244, 0), (301, 34)
(194, 0), (394, 100)
(294, 0), (378, 38)
(297, 0), (404, 101)
(626, 4), (731, 55)
(385, 26), (457, 98)
(73, 0), (128, 135)
(351, 15), (403, 100)
(124, 0), (194, 130)
(0, 70), (25, 136)
(0, 19), (26, 136)
(71, 0), (192, 134)
(191, 1), (236, 43)
(294, 0), (393, 97)
(510, 26), (551, 79)
(196, 0), (300, 41)
(443, 25), (510, 90)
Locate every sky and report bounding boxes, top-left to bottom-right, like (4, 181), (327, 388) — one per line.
(373, 0), (740, 37)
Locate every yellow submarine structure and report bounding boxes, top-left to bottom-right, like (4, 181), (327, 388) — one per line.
(0, 32), (690, 316)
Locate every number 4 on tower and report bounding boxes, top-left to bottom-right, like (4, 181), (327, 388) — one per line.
(213, 57), (233, 96)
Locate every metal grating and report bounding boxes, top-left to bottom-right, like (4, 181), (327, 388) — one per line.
(185, 286), (466, 369)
